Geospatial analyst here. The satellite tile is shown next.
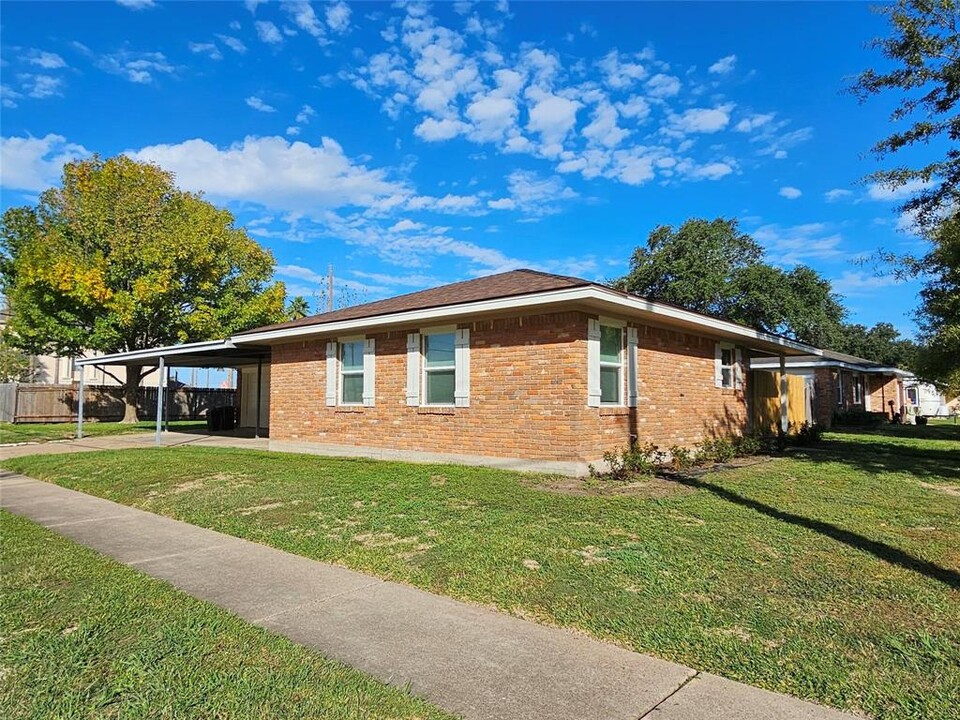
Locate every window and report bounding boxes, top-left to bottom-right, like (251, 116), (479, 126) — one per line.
(715, 343), (736, 389)
(339, 340), (364, 404)
(599, 324), (623, 404)
(853, 374), (863, 405)
(423, 331), (456, 405)
(835, 372), (844, 405)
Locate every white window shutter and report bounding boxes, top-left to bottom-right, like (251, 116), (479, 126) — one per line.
(455, 328), (470, 407)
(627, 326), (638, 408)
(587, 318), (601, 407)
(363, 338), (376, 407)
(734, 348), (744, 390)
(406, 332), (420, 406)
(714, 343), (723, 388)
(325, 341), (338, 406)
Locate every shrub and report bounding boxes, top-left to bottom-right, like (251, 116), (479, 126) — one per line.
(589, 442), (663, 482)
(732, 433), (763, 457)
(792, 421), (824, 446)
(698, 437), (736, 463)
(833, 410), (885, 427)
(668, 445), (696, 470)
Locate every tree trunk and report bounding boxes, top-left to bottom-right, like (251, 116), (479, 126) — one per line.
(120, 364), (141, 423)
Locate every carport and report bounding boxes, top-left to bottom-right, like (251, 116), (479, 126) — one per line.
(74, 339), (271, 445)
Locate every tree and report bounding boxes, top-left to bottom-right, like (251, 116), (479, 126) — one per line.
(0, 155), (286, 422)
(285, 295), (311, 320)
(836, 322), (920, 368)
(912, 213), (960, 393)
(613, 218), (848, 347)
(850, 0), (959, 230)
(0, 335), (32, 382)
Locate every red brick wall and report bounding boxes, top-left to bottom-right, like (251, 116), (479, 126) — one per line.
(868, 375), (901, 418)
(268, 310), (748, 464)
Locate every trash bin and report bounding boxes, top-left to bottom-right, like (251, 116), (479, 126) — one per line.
(220, 406), (236, 431)
(206, 406), (223, 431)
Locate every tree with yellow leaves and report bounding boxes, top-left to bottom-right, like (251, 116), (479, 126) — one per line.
(0, 155), (286, 422)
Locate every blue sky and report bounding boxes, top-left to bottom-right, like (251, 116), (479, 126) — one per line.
(0, 0), (935, 337)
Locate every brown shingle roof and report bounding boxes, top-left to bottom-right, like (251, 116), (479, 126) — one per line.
(237, 269), (591, 335)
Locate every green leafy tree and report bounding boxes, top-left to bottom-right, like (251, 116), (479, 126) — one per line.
(0, 335), (32, 382)
(613, 218), (847, 347)
(285, 295), (311, 320)
(850, 0), (959, 229)
(836, 322), (920, 368)
(912, 214), (960, 394)
(0, 155), (286, 422)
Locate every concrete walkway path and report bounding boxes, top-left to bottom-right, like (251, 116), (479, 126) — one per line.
(0, 430), (269, 460)
(0, 473), (856, 720)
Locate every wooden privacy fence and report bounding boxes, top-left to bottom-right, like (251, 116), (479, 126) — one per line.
(748, 371), (809, 433)
(0, 383), (236, 423)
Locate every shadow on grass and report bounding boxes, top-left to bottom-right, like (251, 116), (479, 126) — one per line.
(792, 425), (960, 482)
(664, 472), (960, 591)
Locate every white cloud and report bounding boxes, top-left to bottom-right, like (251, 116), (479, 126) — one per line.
(734, 113), (774, 133)
(487, 169), (577, 216)
(97, 50), (175, 83)
(295, 104), (316, 123)
(325, 1), (351, 33)
(582, 102), (629, 148)
(824, 188), (853, 202)
(284, 0), (328, 42)
(17, 74), (63, 99)
(465, 94), (518, 141)
(352, 270), (437, 287)
(525, 89), (581, 154)
(1, 84), (22, 109)
(753, 222), (846, 265)
(708, 54), (737, 75)
(597, 49), (647, 89)
(216, 34), (248, 54)
(831, 270), (900, 297)
(389, 219), (426, 232)
(414, 117), (466, 141)
(128, 135), (412, 214)
(866, 178), (934, 201)
(645, 73), (681, 98)
(779, 186), (802, 199)
(669, 104), (733, 134)
(687, 161), (735, 181)
(616, 95), (650, 122)
(255, 20), (283, 44)
(27, 50), (67, 69)
(116, 0), (155, 9)
(189, 42), (223, 61)
(0, 134), (90, 191)
(245, 96), (276, 112)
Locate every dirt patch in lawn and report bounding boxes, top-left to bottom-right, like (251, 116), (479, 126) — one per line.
(917, 481), (960, 497)
(525, 474), (694, 498)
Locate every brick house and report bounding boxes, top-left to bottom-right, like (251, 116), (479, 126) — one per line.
(749, 350), (911, 427)
(79, 269), (824, 473)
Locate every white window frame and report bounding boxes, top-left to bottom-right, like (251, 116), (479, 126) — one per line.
(338, 335), (365, 406)
(852, 373), (863, 405)
(716, 342), (736, 389)
(835, 371), (844, 406)
(421, 325), (457, 407)
(598, 317), (626, 406)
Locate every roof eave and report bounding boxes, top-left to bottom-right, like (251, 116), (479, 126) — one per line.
(233, 285), (822, 356)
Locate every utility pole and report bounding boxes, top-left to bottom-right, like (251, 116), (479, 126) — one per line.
(327, 264), (334, 312)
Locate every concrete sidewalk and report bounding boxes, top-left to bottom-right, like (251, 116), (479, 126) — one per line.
(0, 473), (856, 720)
(0, 430), (269, 460)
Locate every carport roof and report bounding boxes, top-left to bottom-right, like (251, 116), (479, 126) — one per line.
(75, 339), (270, 368)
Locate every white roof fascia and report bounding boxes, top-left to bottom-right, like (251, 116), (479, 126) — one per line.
(232, 285), (823, 355)
(75, 339), (237, 367)
(751, 357), (913, 377)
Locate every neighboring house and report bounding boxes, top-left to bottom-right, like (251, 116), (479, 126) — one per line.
(80, 269), (823, 472)
(903, 379), (956, 419)
(750, 349), (912, 427)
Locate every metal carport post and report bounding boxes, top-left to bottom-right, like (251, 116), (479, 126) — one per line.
(155, 356), (165, 447)
(76, 369), (85, 439)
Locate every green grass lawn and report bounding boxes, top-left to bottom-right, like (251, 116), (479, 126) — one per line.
(4, 426), (959, 720)
(0, 420), (206, 445)
(0, 511), (450, 720)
